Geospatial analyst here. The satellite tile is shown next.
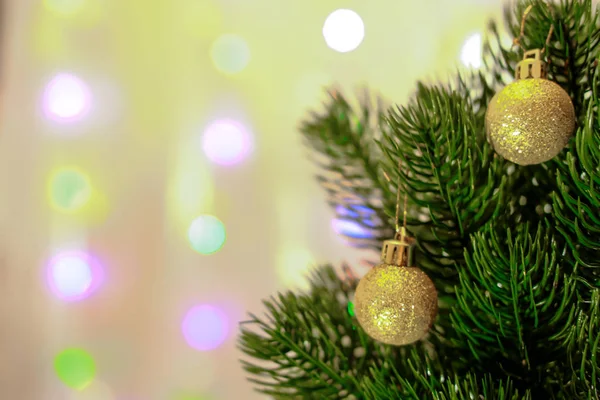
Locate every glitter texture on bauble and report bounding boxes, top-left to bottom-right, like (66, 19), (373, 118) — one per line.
(485, 49), (575, 165)
(354, 228), (438, 346)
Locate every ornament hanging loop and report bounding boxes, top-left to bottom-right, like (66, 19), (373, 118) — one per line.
(382, 160), (415, 267)
(513, 3), (555, 81)
(512, 5), (533, 49)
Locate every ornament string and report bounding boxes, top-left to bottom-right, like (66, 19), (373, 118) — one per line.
(383, 159), (408, 244)
(513, 4), (554, 55)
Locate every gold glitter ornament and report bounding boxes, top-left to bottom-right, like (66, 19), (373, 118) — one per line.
(354, 228), (438, 346)
(485, 49), (575, 166)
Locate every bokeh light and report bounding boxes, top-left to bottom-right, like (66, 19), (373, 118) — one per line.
(331, 219), (373, 239)
(69, 380), (115, 400)
(202, 119), (253, 166)
(46, 250), (103, 301)
(210, 34), (250, 75)
(322, 9), (365, 53)
(44, 0), (85, 16)
(182, 305), (229, 351)
(460, 32), (482, 68)
(54, 348), (96, 390)
(43, 0), (105, 26)
(48, 167), (92, 213)
(332, 205), (377, 239)
(42, 73), (92, 122)
(277, 247), (313, 291)
(187, 215), (226, 255)
(348, 301), (355, 317)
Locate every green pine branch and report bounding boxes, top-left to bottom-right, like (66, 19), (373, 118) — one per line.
(451, 222), (577, 396)
(300, 90), (394, 252)
(381, 83), (506, 294)
(554, 67), (600, 293)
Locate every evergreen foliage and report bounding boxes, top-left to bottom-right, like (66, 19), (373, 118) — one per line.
(240, 1), (600, 398)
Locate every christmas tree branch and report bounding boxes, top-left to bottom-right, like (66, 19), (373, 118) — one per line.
(380, 84), (506, 294)
(239, 266), (361, 399)
(300, 90), (395, 252)
(451, 222), (577, 396)
(240, 0), (600, 398)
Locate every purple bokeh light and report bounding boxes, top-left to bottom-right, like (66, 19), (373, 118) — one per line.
(201, 119), (253, 166)
(181, 304), (229, 351)
(331, 218), (373, 239)
(42, 73), (92, 123)
(46, 250), (104, 302)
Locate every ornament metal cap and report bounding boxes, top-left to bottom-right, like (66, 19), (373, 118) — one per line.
(515, 49), (547, 80)
(380, 227), (415, 266)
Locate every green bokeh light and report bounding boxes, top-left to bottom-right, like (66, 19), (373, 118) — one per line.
(348, 301), (355, 317)
(210, 34), (250, 75)
(49, 167), (92, 212)
(188, 215), (226, 255)
(54, 348), (96, 390)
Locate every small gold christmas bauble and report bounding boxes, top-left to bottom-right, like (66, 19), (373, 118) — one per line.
(354, 264), (438, 346)
(485, 78), (575, 165)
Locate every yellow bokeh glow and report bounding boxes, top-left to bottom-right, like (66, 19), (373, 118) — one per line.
(69, 380), (114, 400)
(277, 247), (314, 291)
(168, 140), (215, 231)
(460, 32), (482, 69)
(181, 0), (223, 38)
(43, 0), (105, 27)
(32, 14), (67, 61)
(44, 0), (85, 16)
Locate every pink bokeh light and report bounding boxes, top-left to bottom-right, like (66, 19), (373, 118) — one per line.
(201, 119), (253, 166)
(181, 304), (229, 351)
(45, 250), (104, 302)
(42, 73), (92, 123)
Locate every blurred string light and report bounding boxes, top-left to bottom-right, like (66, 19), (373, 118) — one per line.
(460, 32), (482, 68)
(42, 73), (92, 123)
(322, 9), (365, 53)
(46, 250), (104, 301)
(202, 119), (253, 166)
(187, 215), (226, 255)
(332, 205), (377, 238)
(48, 167), (92, 213)
(210, 34), (250, 75)
(54, 348), (96, 390)
(331, 219), (373, 238)
(69, 380), (114, 400)
(182, 305), (230, 351)
(277, 247), (313, 291)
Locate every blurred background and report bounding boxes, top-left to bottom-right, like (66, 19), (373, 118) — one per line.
(0, 0), (507, 398)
